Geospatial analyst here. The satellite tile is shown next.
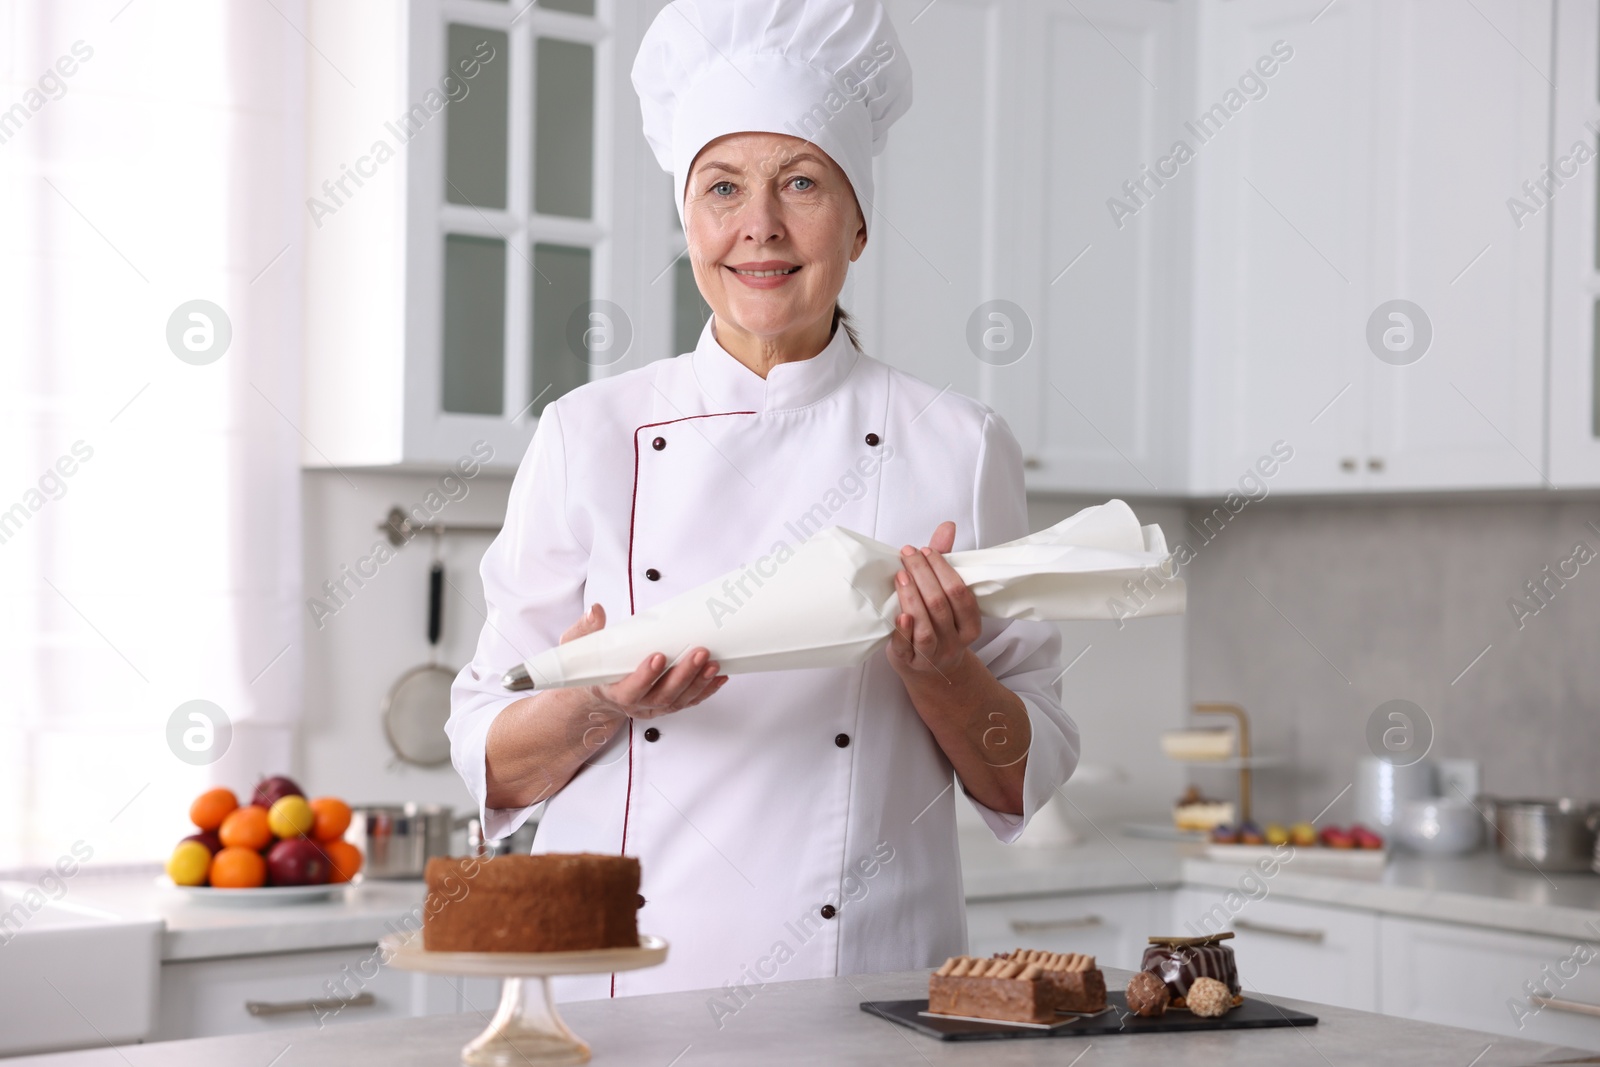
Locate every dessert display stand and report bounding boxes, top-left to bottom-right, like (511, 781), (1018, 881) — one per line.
(382, 933), (668, 1066)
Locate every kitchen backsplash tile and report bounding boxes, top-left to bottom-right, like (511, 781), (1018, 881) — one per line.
(1185, 497), (1600, 825)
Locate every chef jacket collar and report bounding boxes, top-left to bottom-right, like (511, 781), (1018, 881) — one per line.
(690, 314), (859, 413)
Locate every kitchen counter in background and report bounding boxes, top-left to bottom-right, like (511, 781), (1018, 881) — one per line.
(960, 830), (1600, 942)
(58, 875), (427, 961)
(8, 967), (1591, 1067)
(57, 828), (1600, 963)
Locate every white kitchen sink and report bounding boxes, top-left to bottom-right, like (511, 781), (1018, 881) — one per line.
(0, 881), (163, 1056)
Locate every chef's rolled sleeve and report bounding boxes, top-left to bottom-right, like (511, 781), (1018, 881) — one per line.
(447, 401), (590, 842)
(959, 412), (1080, 843)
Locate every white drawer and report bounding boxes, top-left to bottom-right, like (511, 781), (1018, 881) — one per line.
(1172, 888), (1379, 1011)
(1379, 916), (1600, 1052)
(156, 946), (457, 1040)
(965, 890), (1166, 970)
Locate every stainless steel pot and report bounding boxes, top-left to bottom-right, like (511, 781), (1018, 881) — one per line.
(1483, 797), (1600, 873)
(346, 803), (453, 880)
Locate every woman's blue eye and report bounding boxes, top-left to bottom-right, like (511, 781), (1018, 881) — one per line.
(791, 176), (814, 191)
(712, 181), (735, 196)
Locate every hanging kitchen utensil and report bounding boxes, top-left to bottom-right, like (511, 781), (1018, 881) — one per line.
(382, 534), (456, 766)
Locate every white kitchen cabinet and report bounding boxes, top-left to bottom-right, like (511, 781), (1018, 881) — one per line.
(869, 0), (1192, 496)
(1172, 888), (1379, 1011)
(155, 946), (459, 1040)
(302, 0), (654, 471)
(1191, 0), (1553, 494)
(1379, 915), (1600, 1052)
(966, 889), (1170, 970)
(1188, 0), (1377, 494)
(1550, 0), (1600, 486)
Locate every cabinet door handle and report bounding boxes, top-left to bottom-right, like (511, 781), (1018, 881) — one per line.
(1232, 918), (1325, 943)
(1009, 915), (1103, 934)
(246, 992), (376, 1017)
(1023, 456), (1042, 470)
(1531, 995), (1600, 1019)
(1367, 457), (1385, 472)
(1340, 457), (1358, 472)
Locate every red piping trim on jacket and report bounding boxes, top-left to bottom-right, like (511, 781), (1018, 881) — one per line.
(612, 408), (754, 998)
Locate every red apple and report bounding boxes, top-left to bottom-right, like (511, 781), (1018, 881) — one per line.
(1350, 824), (1384, 850)
(265, 837), (330, 886)
(251, 775), (304, 810)
(181, 830), (223, 856)
(1319, 826), (1354, 849)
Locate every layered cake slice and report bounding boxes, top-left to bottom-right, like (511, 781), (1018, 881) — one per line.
(928, 950), (1106, 1024)
(992, 949), (1107, 1013)
(1139, 933), (1243, 1010)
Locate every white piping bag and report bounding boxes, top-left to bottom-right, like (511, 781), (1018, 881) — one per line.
(503, 499), (1184, 691)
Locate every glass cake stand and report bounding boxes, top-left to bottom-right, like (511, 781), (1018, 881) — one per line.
(382, 933), (668, 1066)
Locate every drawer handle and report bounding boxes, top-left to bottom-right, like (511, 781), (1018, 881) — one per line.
(246, 992), (376, 1017)
(1009, 915), (1103, 934)
(1531, 995), (1600, 1019)
(1232, 918), (1325, 943)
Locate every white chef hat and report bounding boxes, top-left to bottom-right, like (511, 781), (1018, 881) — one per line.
(631, 0), (912, 236)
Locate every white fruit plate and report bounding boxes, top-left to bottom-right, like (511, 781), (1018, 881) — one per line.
(158, 876), (359, 906)
(1201, 843), (1387, 873)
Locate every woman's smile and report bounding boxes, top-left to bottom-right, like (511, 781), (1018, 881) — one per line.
(725, 259), (802, 288)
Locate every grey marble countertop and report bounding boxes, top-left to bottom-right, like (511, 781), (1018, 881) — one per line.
(9, 967), (1595, 1066)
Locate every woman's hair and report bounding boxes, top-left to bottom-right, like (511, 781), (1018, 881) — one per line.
(832, 303), (864, 353)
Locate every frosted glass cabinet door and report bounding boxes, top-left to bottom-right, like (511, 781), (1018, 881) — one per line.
(531, 243), (593, 420)
(673, 256), (710, 358)
(443, 234), (507, 415)
(534, 37), (595, 219)
(445, 25), (509, 209)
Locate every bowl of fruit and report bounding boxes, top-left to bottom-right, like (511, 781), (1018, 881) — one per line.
(164, 776), (364, 904)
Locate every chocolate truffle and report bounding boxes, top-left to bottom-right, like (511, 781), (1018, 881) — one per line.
(1186, 976), (1233, 1018)
(1125, 970), (1170, 1017)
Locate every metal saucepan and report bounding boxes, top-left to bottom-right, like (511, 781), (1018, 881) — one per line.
(1481, 797), (1600, 873)
(346, 803), (454, 879)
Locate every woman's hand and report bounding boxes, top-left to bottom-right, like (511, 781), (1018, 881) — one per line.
(886, 520), (1030, 814)
(886, 520), (982, 678)
(485, 604), (728, 809)
(565, 603), (728, 721)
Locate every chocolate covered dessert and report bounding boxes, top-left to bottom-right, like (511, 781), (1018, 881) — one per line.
(422, 853), (639, 953)
(928, 950), (1106, 1024)
(1125, 969), (1170, 1017)
(1140, 933), (1244, 1010)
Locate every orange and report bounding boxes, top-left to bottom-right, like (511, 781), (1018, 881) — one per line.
(218, 805), (273, 851)
(209, 846), (267, 888)
(310, 797), (352, 842)
(319, 839), (363, 883)
(189, 788), (239, 832)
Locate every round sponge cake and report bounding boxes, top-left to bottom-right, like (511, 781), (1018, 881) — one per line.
(423, 853), (640, 953)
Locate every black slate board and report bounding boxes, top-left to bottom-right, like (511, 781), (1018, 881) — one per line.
(861, 992), (1317, 1041)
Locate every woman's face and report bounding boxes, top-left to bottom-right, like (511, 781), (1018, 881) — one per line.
(683, 131), (867, 346)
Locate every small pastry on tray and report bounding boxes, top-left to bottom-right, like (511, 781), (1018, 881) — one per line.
(928, 950), (1106, 1024)
(1125, 969), (1170, 1017)
(1139, 932), (1244, 1012)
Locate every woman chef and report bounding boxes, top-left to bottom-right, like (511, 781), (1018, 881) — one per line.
(448, 0), (1079, 1003)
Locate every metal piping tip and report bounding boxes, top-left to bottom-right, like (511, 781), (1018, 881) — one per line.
(502, 664), (535, 691)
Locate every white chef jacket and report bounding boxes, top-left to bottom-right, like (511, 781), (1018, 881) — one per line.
(448, 315), (1079, 1003)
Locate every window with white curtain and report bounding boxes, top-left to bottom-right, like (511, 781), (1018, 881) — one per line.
(0, 0), (305, 868)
